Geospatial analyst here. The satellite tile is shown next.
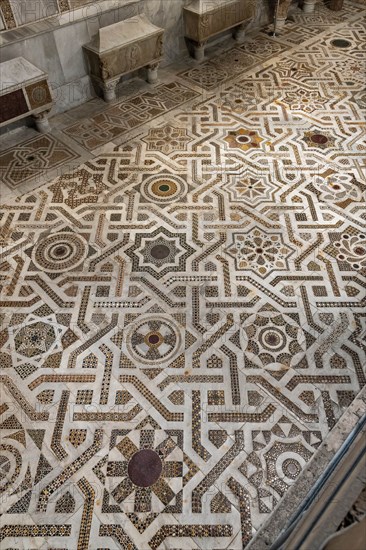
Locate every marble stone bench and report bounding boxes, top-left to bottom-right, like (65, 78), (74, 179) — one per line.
(184, 0), (257, 61)
(83, 14), (164, 103)
(0, 57), (54, 133)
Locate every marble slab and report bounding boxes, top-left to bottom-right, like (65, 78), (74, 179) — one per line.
(86, 13), (162, 53)
(0, 57), (45, 92)
(185, 0), (243, 14)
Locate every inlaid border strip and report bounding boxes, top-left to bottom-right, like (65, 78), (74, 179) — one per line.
(0, 0), (16, 29)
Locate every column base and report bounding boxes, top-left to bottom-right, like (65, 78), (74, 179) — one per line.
(275, 16), (287, 30)
(147, 64), (159, 84)
(303, 1), (316, 13)
(193, 43), (205, 62)
(103, 82), (118, 102)
(33, 112), (51, 134)
(233, 24), (246, 43)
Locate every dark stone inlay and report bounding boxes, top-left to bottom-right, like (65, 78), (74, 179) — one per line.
(282, 458), (301, 478)
(331, 39), (352, 49)
(237, 135), (250, 143)
(159, 184), (170, 192)
(148, 334), (160, 345)
(53, 245), (68, 257)
(264, 332), (281, 346)
(0, 89), (28, 124)
(311, 134), (328, 144)
(0, 455), (11, 479)
(128, 449), (162, 487)
(150, 244), (170, 259)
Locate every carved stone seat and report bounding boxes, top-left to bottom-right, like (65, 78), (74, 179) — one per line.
(0, 57), (53, 133)
(184, 0), (257, 61)
(83, 14), (164, 102)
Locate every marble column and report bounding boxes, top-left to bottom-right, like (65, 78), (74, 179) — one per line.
(147, 63), (159, 84)
(193, 42), (206, 62)
(102, 80), (119, 103)
(302, 0), (317, 13)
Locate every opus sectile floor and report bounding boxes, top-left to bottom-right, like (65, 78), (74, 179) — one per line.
(0, 2), (366, 549)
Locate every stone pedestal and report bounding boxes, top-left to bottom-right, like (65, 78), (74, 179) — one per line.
(83, 14), (164, 102)
(184, 0), (257, 60)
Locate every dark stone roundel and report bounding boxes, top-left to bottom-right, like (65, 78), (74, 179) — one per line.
(150, 244), (170, 260)
(148, 333), (160, 345)
(331, 39), (352, 49)
(311, 133), (328, 145)
(128, 449), (162, 487)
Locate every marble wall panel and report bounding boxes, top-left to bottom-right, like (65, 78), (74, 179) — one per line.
(1, 31), (65, 86)
(12, 0), (59, 26)
(53, 19), (90, 82)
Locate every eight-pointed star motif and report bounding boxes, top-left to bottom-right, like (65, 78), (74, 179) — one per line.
(226, 227), (295, 277)
(125, 227), (195, 279)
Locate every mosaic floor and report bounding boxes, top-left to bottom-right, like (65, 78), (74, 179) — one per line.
(0, 2), (366, 549)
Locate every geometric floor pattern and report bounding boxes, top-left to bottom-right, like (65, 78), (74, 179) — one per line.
(0, 134), (80, 189)
(0, 3), (365, 548)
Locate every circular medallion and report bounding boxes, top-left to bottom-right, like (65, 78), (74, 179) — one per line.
(141, 174), (188, 204)
(33, 232), (88, 272)
(128, 449), (162, 487)
(30, 85), (48, 105)
(282, 458), (301, 480)
(259, 327), (286, 353)
(151, 179), (178, 197)
(127, 317), (181, 364)
(333, 233), (366, 270)
(312, 173), (362, 204)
